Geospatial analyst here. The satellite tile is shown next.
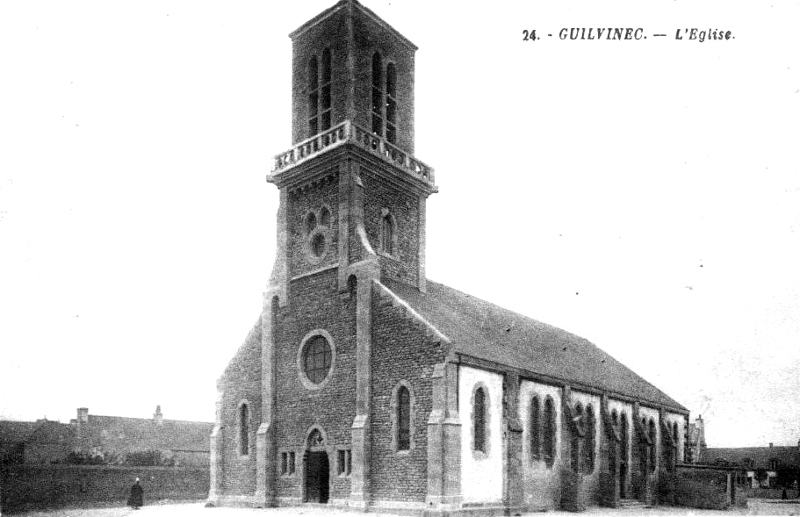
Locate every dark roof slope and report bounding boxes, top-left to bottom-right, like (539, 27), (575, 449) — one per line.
(83, 415), (212, 452)
(704, 446), (800, 468)
(221, 316), (262, 381)
(0, 421), (37, 443)
(385, 279), (686, 412)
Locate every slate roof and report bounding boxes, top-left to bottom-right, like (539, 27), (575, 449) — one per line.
(704, 446), (800, 469)
(384, 279), (687, 412)
(81, 415), (212, 452)
(0, 420), (37, 444)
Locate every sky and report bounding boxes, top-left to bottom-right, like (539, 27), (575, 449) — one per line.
(1, 1), (798, 449)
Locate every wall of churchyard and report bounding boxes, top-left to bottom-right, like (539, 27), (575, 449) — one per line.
(459, 366), (504, 504)
(519, 380), (563, 511)
(273, 268), (357, 503)
(0, 465), (208, 512)
(369, 288), (446, 505)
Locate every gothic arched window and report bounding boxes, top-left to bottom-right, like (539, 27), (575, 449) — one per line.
(530, 396), (540, 460)
(543, 396), (556, 464)
(648, 419), (657, 473)
(381, 212), (395, 255)
(620, 412), (629, 464)
(398, 385), (411, 451)
(239, 403), (249, 456)
(371, 52), (383, 136)
(308, 56), (319, 137)
(321, 48), (332, 131)
(385, 63), (397, 143)
(473, 387), (487, 453)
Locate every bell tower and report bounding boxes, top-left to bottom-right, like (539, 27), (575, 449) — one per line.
(266, 0), (437, 303)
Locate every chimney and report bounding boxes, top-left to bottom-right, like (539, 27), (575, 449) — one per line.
(77, 407), (89, 424)
(153, 405), (163, 425)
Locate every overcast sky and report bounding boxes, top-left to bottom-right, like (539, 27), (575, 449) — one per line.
(1, 1), (798, 449)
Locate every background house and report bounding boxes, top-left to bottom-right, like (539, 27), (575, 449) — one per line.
(704, 441), (800, 488)
(0, 406), (212, 467)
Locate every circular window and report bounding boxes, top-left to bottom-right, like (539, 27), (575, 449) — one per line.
(311, 233), (326, 257)
(302, 335), (332, 385)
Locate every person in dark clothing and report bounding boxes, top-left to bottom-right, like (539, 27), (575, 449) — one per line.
(128, 477), (144, 509)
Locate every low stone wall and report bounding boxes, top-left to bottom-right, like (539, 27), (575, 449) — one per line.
(0, 465), (208, 513)
(660, 464), (746, 510)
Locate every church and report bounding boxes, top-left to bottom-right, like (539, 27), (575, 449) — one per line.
(208, 1), (688, 514)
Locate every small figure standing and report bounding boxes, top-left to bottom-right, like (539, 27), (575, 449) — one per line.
(128, 477), (144, 510)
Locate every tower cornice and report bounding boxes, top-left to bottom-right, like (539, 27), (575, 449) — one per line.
(268, 119), (436, 197)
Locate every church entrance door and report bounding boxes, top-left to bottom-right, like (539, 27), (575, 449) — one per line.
(305, 451), (330, 503)
(619, 463), (627, 499)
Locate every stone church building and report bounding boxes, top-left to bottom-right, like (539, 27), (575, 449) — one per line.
(208, 1), (689, 514)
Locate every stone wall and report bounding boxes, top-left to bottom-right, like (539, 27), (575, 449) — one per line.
(273, 268), (357, 503)
(362, 172), (419, 287)
(0, 465), (208, 513)
(218, 318), (262, 495)
(369, 289), (445, 504)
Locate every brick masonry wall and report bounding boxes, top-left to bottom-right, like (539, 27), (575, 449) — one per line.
(273, 269), (357, 502)
(362, 172), (419, 287)
(288, 176), (339, 278)
(0, 465), (208, 512)
(218, 319), (262, 495)
(369, 288), (446, 502)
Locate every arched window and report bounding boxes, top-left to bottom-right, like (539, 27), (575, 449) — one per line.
(239, 403), (249, 455)
(530, 396), (540, 460)
(398, 385), (410, 451)
(473, 387), (487, 453)
(308, 56), (319, 137)
(381, 212), (394, 255)
(648, 419), (657, 472)
(385, 63), (397, 143)
(620, 413), (629, 464)
(543, 397), (556, 464)
(583, 405), (595, 473)
(321, 48), (332, 132)
(371, 52), (383, 136)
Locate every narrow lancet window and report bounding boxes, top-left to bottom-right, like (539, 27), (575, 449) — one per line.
(385, 63), (397, 143)
(308, 56), (319, 137)
(398, 385), (410, 451)
(530, 396), (541, 459)
(239, 403), (249, 455)
(371, 52), (383, 136)
(321, 48), (332, 131)
(474, 387), (487, 453)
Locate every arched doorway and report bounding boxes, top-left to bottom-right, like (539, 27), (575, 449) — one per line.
(303, 428), (330, 503)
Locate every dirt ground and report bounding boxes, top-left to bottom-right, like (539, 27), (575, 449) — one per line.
(5, 499), (800, 517)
